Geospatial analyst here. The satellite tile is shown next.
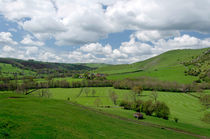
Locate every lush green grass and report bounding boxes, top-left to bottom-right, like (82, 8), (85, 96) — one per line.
(96, 48), (207, 74)
(107, 66), (198, 84)
(31, 88), (209, 128)
(0, 93), (197, 139)
(0, 63), (35, 77)
(96, 48), (208, 83)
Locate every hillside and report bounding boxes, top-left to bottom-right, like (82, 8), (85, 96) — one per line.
(96, 48), (210, 84)
(0, 93), (197, 139)
(0, 58), (93, 78)
(96, 48), (209, 74)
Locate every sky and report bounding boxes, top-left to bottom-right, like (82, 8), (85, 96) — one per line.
(0, 0), (210, 64)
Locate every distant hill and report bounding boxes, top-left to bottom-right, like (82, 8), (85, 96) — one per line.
(96, 48), (210, 84)
(96, 48), (209, 74)
(0, 58), (93, 77)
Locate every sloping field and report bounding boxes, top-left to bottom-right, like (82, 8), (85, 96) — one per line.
(0, 93), (198, 139)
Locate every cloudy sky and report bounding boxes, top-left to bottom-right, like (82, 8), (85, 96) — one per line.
(0, 0), (210, 64)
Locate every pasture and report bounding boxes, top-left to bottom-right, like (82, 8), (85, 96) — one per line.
(0, 93), (197, 139)
(31, 87), (209, 128)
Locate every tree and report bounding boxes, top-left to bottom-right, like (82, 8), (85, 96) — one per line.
(84, 88), (90, 97)
(109, 90), (118, 105)
(150, 91), (158, 102)
(154, 101), (170, 120)
(142, 100), (155, 116)
(132, 86), (143, 96)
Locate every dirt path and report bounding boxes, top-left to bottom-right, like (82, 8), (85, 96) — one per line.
(68, 102), (209, 139)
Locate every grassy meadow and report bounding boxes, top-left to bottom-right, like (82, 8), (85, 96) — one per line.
(31, 88), (210, 129)
(0, 93), (198, 139)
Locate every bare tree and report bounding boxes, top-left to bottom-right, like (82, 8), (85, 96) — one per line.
(109, 90), (118, 105)
(84, 88), (90, 97)
(132, 86), (143, 96)
(150, 91), (158, 102)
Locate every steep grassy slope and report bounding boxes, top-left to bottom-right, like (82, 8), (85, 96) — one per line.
(96, 48), (208, 74)
(96, 48), (209, 83)
(0, 93), (197, 139)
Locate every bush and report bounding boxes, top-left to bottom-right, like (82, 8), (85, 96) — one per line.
(120, 100), (133, 110)
(142, 100), (155, 116)
(135, 100), (144, 112)
(154, 101), (170, 120)
(174, 117), (179, 123)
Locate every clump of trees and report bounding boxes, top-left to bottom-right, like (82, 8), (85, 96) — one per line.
(120, 99), (170, 120)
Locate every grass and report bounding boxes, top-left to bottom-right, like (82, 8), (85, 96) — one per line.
(95, 48), (208, 84)
(0, 93), (197, 139)
(96, 48), (207, 74)
(31, 88), (209, 128)
(107, 66), (198, 84)
(0, 63), (35, 77)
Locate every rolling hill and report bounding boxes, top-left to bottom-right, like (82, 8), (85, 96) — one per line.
(96, 48), (210, 84)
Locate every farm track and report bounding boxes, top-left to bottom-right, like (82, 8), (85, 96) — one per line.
(68, 101), (209, 139)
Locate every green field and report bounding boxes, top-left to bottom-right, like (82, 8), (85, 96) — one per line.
(0, 93), (199, 139)
(0, 63), (35, 77)
(107, 66), (198, 84)
(31, 88), (210, 129)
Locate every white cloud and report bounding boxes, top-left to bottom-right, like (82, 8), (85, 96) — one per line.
(21, 34), (44, 46)
(1, 0), (210, 45)
(133, 30), (180, 42)
(2, 45), (15, 52)
(0, 32), (17, 45)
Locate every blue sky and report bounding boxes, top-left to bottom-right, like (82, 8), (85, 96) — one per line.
(0, 0), (210, 64)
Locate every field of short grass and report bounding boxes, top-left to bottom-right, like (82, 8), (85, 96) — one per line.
(107, 66), (198, 84)
(0, 93), (196, 139)
(31, 87), (209, 128)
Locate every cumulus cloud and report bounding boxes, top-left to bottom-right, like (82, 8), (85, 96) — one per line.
(66, 34), (210, 64)
(20, 34), (44, 46)
(2, 45), (15, 52)
(133, 30), (180, 42)
(0, 0), (210, 64)
(0, 32), (17, 45)
(1, 0), (210, 45)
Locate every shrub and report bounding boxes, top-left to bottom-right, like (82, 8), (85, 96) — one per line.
(174, 117), (179, 123)
(135, 100), (144, 112)
(154, 101), (170, 120)
(120, 100), (133, 110)
(142, 100), (155, 116)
